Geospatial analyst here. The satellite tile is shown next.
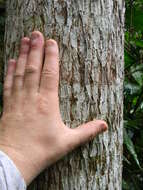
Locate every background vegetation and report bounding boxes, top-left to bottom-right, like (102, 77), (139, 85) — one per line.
(123, 0), (143, 189)
(0, 0), (143, 189)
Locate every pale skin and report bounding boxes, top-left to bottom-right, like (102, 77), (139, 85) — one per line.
(0, 31), (108, 186)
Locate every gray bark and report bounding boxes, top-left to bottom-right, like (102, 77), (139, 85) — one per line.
(5, 0), (125, 189)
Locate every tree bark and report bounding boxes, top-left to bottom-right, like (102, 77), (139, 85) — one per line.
(4, 0), (125, 189)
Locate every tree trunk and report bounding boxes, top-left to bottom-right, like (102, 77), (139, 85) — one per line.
(4, 0), (125, 189)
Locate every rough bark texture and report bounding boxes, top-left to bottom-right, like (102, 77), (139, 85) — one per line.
(5, 0), (125, 189)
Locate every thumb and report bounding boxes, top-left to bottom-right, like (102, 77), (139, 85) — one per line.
(68, 120), (108, 150)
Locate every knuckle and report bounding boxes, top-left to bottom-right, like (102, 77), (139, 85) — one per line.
(25, 65), (38, 74)
(30, 42), (41, 49)
(31, 44), (44, 51)
(4, 85), (11, 91)
(42, 68), (58, 77)
(14, 72), (24, 78)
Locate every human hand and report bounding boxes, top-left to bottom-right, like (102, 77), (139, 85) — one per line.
(0, 31), (107, 185)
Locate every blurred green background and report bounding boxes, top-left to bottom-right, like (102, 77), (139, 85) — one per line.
(123, 0), (143, 189)
(0, 0), (143, 189)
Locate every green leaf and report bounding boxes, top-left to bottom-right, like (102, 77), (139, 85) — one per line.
(123, 155), (131, 165)
(122, 180), (130, 190)
(124, 82), (140, 95)
(135, 40), (143, 48)
(125, 2), (143, 32)
(123, 128), (142, 170)
(125, 51), (134, 68)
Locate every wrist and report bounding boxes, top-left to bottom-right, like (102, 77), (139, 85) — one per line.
(0, 142), (47, 185)
(0, 120), (48, 185)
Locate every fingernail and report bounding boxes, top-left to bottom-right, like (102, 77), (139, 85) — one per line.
(46, 39), (57, 46)
(31, 33), (40, 45)
(45, 39), (58, 54)
(101, 122), (108, 132)
(8, 59), (16, 65)
(21, 37), (30, 44)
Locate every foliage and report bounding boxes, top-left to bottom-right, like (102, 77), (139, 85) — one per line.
(123, 0), (143, 189)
